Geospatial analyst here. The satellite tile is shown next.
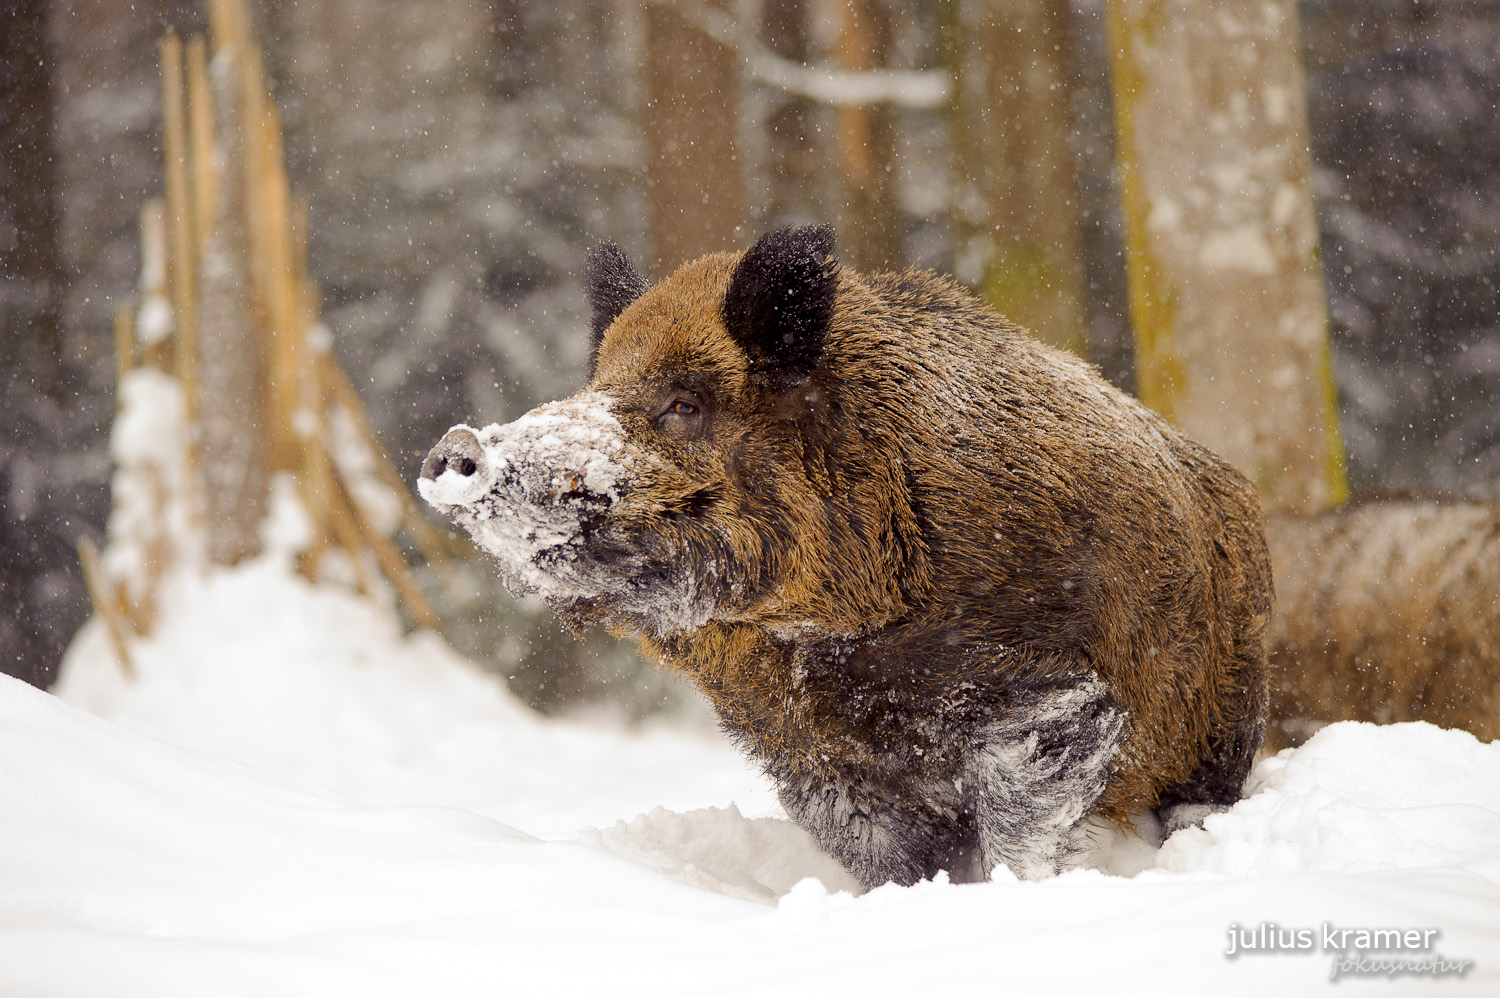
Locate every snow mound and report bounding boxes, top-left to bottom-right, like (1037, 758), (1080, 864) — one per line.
(586, 804), (863, 902)
(53, 554), (777, 837)
(1157, 721), (1500, 879)
(3, 556), (1496, 995)
(0, 674), (750, 997)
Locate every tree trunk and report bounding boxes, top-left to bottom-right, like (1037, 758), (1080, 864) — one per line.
(0, 0), (75, 688)
(642, 0), (746, 274)
(761, 0), (826, 227)
(947, 0), (1089, 356)
(1, 0), (65, 387)
(188, 29), (268, 565)
(833, 0), (899, 271)
(1107, 0), (1346, 514)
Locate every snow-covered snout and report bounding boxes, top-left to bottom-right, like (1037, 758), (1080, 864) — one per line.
(418, 392), (636, 608)
(418, 388), (733, 636)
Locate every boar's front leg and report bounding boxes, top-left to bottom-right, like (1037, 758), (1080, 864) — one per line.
(777, 778), (979, 890)
(965, 675), (1125, 881)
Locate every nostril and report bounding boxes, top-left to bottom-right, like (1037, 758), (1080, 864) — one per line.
(420, 426), (485, 483)
(419, 450), (448, 482)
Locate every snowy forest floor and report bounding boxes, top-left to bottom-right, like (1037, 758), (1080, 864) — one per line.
(2, 550), (1498, 996)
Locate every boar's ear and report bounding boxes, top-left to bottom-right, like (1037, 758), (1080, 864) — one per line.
(722, 224), (837, 386)
(585, 240), (652, 376)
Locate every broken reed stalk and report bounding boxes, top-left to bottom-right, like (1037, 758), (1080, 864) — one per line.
(322, 356), (465, 577)
(236, 42), (286, 474)
(77, 538), (136, 676)
(302, 333), (439, 627)
(113, 304), (136, 387)
(160, 33), (198, 423)
(87, 0), (459, 650)
(303, 442), (382, 601)
(136, 203), (173, 371)
(326, 455), (442, 629)
(208, 0), (250, 57)
(159, 34), (206, 559)
(187, 35), (216, 251)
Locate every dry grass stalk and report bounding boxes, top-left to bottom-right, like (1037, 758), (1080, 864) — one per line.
(137, 203), (174, 372)
(208, 0), (250, 56)
(159, 33), (198, 422)
(91, 0), (454, 644)
(183, 33), (214, 401)
(113, 304), (136, 387)
(329, 459), (441, 630)
(306, 448), (381, 602)
(322, 355), (462, 578)
(77, 538), (136, 676)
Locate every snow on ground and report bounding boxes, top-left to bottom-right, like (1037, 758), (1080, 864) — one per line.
(2, 552), (1498, 996)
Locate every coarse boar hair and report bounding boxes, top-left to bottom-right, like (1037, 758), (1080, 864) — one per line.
(420, 225), (1273, 888)
(1266, 497), (1500, 750)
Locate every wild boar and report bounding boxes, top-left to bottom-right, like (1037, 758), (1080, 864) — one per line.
(419, 225), (1273, 888)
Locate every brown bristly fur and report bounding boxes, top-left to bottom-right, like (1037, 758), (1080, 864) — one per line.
(1266, 497), (1500, 750)
(589, 243), (1271, 826)
(426, 225), (1275, 886)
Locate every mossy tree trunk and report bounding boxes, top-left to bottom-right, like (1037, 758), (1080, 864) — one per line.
(945, 0), (1089, 356)
(643, 0), (746, 274)
(1107, 0), (1347, 514)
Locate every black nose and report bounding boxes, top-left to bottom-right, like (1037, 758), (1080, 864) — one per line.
(421, 426), (484, 482)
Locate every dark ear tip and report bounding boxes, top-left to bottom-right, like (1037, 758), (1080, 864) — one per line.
(723, 223), (839, 384)
(803, 223), (836, 257)
(752, 223), (837, 263)
(584, 238), (651, 375)
(586, 239), (626, 273)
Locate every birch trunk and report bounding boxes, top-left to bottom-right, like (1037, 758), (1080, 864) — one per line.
(1107, 0), (1347, 513)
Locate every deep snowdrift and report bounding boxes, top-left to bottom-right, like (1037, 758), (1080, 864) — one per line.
(2, 555), (1497, 996)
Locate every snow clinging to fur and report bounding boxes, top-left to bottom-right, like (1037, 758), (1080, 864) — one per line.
(419, 391), (632, 601)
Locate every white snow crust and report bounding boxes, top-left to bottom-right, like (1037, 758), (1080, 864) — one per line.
(420, 393), (727, 635)
(100, 369), (199, 603)
(3, 553), (1497, 995)
(419, 392), (634, 602)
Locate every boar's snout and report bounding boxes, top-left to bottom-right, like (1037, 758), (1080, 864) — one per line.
(417, 394), (650, 607)
(422, 426), (484, 484)
(418, 425), (497, 509)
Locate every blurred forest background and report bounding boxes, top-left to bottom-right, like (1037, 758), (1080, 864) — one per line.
(3, 0), (1498, 711)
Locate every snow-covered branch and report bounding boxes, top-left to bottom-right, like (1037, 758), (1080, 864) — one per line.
(652, 0), (951, 109)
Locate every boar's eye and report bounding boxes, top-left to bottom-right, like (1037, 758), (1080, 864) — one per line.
(655, 395), (707, 436)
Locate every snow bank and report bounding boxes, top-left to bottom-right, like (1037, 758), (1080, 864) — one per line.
(0, 673), (752, 997)
(52, 554), (778, 839)
(2, 556), (1496, 996)
(1157, 721), (1500, 880)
